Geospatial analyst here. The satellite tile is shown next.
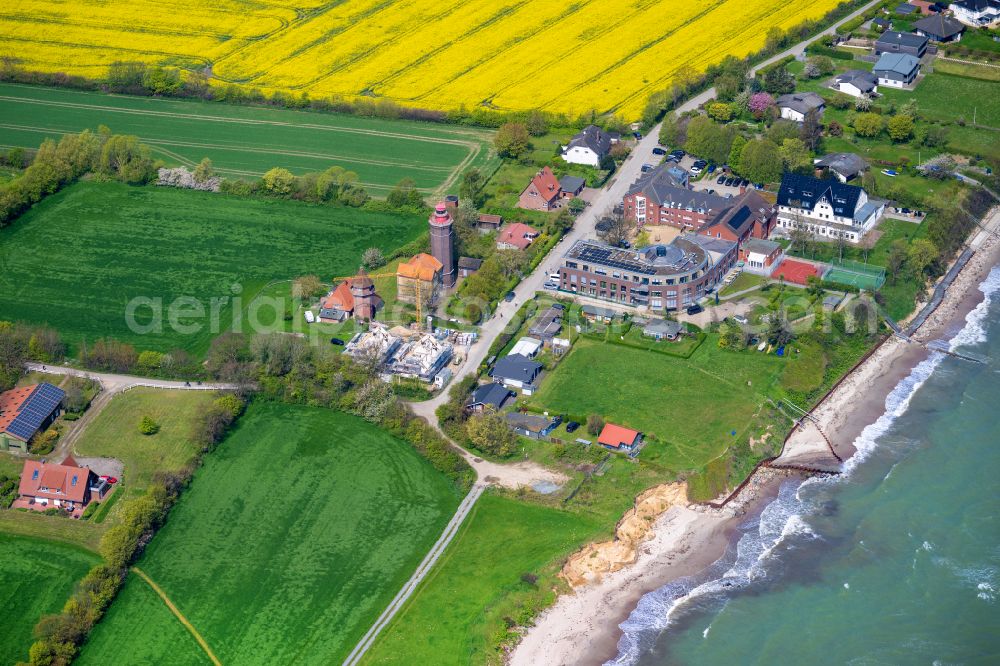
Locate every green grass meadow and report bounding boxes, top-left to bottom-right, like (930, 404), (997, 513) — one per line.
(75, 388), (217, 490)
(78, 402), (462, 665)
(0, 181), (425, 354)
(0, 533), (98, 665)
(363, 493), (603, 665)
(76, 573), (207, 666)
(0, 83), (497, 194)
(530, 337), (785, 467)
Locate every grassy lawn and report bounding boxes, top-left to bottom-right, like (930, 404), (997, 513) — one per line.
(363, 492), (604, 666)
(720, 272), (767, 296)
(74, 388), (217, 490)
(0, 181), (425, 355)
(0, 83), (495, 195)
(880, 72), (1000, 127)
(529, 337), (785, 468)
(0, 533), (98, 665)
(933, 59), (1000, 83)
(78, 402), (462, 665)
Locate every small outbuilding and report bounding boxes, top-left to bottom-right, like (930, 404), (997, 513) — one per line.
(559, 175), (586, 198)
(458, 256), (483, 278)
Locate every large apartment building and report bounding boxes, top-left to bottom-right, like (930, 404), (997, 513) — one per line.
(623, 165), (729, 229)
(557, 235), (737, 311)
(775, 173), (885, 243)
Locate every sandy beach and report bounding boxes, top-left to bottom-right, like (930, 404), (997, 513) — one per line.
(508, 208), (1000, 666)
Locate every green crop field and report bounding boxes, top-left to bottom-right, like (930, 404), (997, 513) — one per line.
(0, 83), (497, 195)
(77, 572), (207, 666)
(0, 533), (98, 665)
(77, 402), (462, 665)
(530, 337), (786, 466)
(364, 493), (602, 665)
(0, 181), (426, 354)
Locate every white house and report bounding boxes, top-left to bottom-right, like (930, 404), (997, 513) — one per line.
(873, 52), (921, 88)
(949, 0), (1000, 26)
(833, 70), (878, 98)
(561, 125), (615, 167)
(775, 92), (826, 122)
(775, 173), (885, 244)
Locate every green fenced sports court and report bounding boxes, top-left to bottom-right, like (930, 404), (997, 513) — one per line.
(823, 258), (886, 290)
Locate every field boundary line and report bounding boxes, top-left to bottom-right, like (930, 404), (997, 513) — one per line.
(132, 567), (222, 666)
(342, 482), (487, 666)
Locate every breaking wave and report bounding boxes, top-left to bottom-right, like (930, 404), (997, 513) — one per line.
(607, 266), (1000, 665)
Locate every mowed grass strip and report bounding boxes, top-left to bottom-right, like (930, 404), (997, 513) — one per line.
(0, 533), (99, 665)
(363, 493), (603, 665)
(530, 337), (785, 463)
(0, 83), (493, 192)
(77, 402), (462, 665)
(0, 181), (425, 354)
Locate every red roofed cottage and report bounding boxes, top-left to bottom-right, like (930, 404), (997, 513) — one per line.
(16, 457), (106, 516)
(598, 423), (642, 451)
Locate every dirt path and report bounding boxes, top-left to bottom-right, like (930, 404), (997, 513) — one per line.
(132, 567), (222, 666)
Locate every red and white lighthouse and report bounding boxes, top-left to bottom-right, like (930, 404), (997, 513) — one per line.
(429, 202), (456, 289)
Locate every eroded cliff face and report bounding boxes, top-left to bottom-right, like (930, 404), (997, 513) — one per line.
(561, 482), (688, 588)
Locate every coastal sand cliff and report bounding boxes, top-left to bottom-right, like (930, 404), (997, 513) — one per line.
(561, 483), (689, 588)
(509, 209), (1000, 666)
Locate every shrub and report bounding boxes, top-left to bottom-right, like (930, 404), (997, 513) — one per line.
(586, 413), (605, 436)
(852, 113), (883, 138)
(138, 415), (160, 435)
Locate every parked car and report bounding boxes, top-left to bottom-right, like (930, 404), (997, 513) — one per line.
(330, 337), (345, 346)
(543, 281), (558, 290)
(566, 421), (580, 433)
(100, 476), (119, 484)
(652, 147), (666, 155)
(504, 291), (516, 302)
(707, 164), (717, 174)
(686, 303), (703, 315)
(733, 314), (749, 325)
(740, 178), (749, 187)
(724, 177), (735, 186)
(641, 163), (654, 173)
(633, 131), (643, 139)
(552, 303), (566, 310)
(716, 175), (726, 184)
(690, 164), (703, 174)
(670, 149), (685, 158)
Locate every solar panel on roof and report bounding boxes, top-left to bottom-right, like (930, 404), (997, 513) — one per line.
(6, 384), (64, 440)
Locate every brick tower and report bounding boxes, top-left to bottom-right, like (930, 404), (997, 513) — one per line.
(350, 267), (378, 321)
(429, 202), (456, 289)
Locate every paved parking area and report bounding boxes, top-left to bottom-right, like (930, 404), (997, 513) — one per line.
(690, 173), (745, 198)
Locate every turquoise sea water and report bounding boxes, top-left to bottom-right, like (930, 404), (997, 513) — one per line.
(615, 267), (1000, 666)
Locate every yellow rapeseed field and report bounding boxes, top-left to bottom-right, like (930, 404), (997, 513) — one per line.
(0, 0), (844, 117)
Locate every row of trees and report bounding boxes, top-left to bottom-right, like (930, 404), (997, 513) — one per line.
(0, 128), (157, 226)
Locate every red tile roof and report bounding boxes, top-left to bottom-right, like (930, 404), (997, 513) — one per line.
(19, 459), (93, 504)
(598, 423), (641, 449)
(497, 223), (540, 250)
(0, 384), (36, 434)
(527, 167), (562, 204)
(322, 280), (354, 313)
